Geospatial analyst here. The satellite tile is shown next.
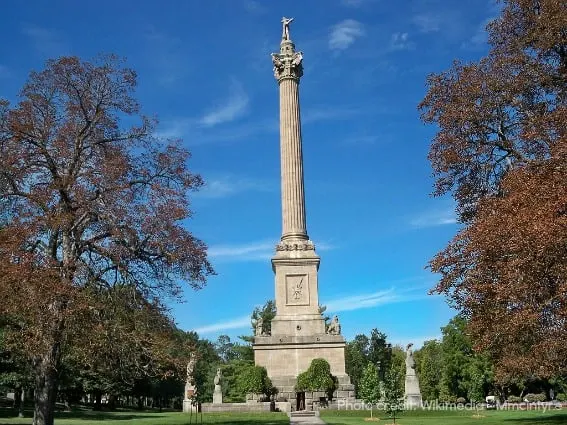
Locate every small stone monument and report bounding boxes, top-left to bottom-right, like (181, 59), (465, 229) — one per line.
(404, 343), (422, 408)
(212, 368), (223, 404)
(327, 315), (341, 335)
(183, 353), (198, 413)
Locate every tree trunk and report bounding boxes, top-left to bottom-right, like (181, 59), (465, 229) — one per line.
(33, 356), (60, 425)
(18, 388), (25, 418)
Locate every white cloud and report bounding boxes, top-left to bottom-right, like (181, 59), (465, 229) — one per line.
(191, 285), (427, 335)
(413, 14), (441, 33)
(208, 241), (275, 262)
(192, 315), (251, 335)
(22, 24), (68, 57)
(200, 80), (249, 127)
(329, 20), (365, 50)
(324, 288), (425, 314)
(196, 176), (272, 199)
(302, 106), (362, 124)
(410, 207), (457, 228)
(208, 240), (335, 262)
(390, 32), (412, 50)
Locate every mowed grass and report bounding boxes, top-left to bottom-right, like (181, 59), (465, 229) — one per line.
(320, 408), (567, 425)
(0, 408), (289, 425)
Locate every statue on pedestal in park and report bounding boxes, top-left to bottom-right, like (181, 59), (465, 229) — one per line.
(404, 343), (422, 408)
(213, 368), (223, 404)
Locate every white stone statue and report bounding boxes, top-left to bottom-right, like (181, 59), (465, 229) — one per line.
(327, 315), (341, 335)
(281, 17), (294, 40)
(186, 353), (196, 384)
(404, 342), (422, 407)
(213, 368), (223, 404)
(405, 343), (416, 376)
(255, 317), (266, 336)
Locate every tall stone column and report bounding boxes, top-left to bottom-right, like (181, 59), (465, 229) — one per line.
(272, 38), (307, 242)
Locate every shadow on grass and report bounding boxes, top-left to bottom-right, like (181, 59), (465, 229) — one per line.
(504, 413), (567, 425)
(0, 407), (166, 421)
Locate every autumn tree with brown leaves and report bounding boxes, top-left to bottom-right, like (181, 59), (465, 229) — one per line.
(419, 0), (566, 382)
(0, 56), (213, 425)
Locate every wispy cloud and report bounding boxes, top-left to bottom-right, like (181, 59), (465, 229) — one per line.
(303, 106), (361, 124)
(208, 241), (275, 262)
(191, 284), (428, 335)
(410, 207), (457, 228)
(412, 14), (441, 33)
(22, 24), (68, 57)
(462, 17), (495, 50)
(200, 80), (249, 127)
(329, 20), (365, 50)
(208, 240), (335, 262)
(193, 315), (251, 335)
(390, 32), (413, 50)
(145, 28), (187, 85)
(196, 176), (273, 199)
(325, 288), (426, 314)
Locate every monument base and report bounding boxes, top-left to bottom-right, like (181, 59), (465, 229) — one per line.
(213, 390), (223, 405)
(405, 394), (423, 409)
(253, 334), (354, 410)
(182, 399), (198, 413)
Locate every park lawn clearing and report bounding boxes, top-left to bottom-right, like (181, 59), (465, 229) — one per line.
(0, 409), (289, 425)
(320, 408), (567, 425)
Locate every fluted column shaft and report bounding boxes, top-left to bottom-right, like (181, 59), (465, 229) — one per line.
(278, 76), (307, 241)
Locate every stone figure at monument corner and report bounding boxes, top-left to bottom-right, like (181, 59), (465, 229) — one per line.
(186, 353), (196, 383)
(182, 353), (198, 413)
(255, 317), (267, 336)
(327, 315), (341, 335)
(406, 343), (415, 374)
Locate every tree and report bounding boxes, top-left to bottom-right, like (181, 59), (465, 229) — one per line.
(368, 329), (392, 381)
(0, 56), (213, 425)
(250, 300), (277, 337)
(237, 365), (275, 401)
(358, 363), (380, 418)
(345, 338), (369, 394)
(296, 359), (336, 397)
(419, 0), (567, 379)
(414, 340), (443, 401)
(383, 366), (404, 424)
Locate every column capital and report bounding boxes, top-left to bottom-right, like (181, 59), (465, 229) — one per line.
(272, 43), (303, 82)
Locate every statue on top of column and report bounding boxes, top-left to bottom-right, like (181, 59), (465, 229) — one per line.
(282, 17), (294, 40)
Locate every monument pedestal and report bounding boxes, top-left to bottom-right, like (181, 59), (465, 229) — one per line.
(182, 382), (198, 413)
(404, 374), (422, 408)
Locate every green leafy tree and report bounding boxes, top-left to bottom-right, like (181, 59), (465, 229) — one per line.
(358, 363), (381, 418)
(250, 300), (277, 337)
(296, 359), (336, 397)
(345, 339), (369, 394)
(383, 366), (404, 424)
(237, 365), (275, 400)
(390, 346), (406, 393)
(368, 329), (392, 380)
(414, 339), (443, 401)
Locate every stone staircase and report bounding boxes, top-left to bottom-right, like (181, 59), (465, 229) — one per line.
(290, 410), (317, 418)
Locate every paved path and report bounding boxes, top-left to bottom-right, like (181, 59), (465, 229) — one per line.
(289, 414), (327, 424)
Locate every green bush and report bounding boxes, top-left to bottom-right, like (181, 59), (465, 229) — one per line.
(556, 393), (567, 402)
(524, 393), (546, 403)
(237, 365), (276, 399)
(295, 358), (336, 394)
(507, 395), (522, 403)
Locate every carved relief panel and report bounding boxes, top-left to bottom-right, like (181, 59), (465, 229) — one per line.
(285, 273), (310, 306)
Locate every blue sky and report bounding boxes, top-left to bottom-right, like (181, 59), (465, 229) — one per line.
(0, 0), (498, 347)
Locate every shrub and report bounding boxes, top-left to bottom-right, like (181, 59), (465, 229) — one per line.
(524, 393), (546, 403)
(237, 365), (276, 399)
(556, 393), (566, 402)
(507, 395), (522, 403)
(295, 359), (336, 394)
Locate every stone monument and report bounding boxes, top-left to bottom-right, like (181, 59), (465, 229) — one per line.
(212, 368), (223, 404)
(404, 343), (422, 408)
(182, 353), (198, 413)
(253, 17), (354, 409)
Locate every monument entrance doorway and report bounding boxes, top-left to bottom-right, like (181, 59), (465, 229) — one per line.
(296, 392), (305, 411)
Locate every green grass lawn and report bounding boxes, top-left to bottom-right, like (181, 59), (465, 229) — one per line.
(320, 408), (567, 425)
(0, 408), (288, 425)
